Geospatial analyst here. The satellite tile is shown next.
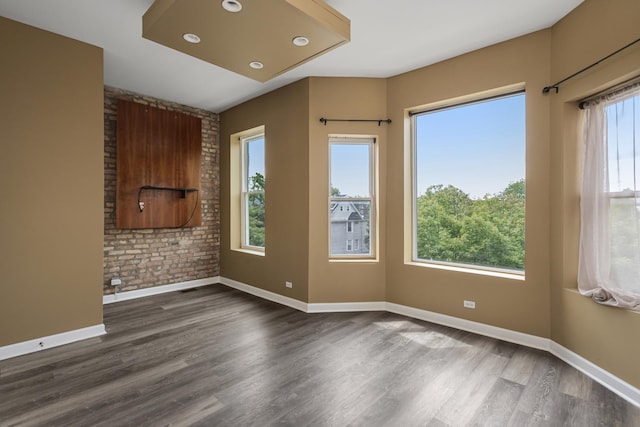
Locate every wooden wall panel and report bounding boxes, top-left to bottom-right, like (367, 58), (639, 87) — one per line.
(116, 100), (201, 228)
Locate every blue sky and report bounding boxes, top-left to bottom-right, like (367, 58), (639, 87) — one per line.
(248, 93), (639, 201)
(331, 143), (370, 197)
(606, 93), (639, 193)
(415, 93), (526, 199)
(246, 137), (265, 187)
(253, 94), (530, 199)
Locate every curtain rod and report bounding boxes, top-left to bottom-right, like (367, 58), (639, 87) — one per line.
(579, 75), (640, 109)
(320, 118), (391, 126)
(542, 37), (640, 95)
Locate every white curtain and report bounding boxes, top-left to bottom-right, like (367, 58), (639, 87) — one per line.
(578, 86), (640, 311)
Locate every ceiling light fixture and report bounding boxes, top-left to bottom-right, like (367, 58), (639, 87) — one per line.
(221, 0), (242, 13)
(249, 61), (264, 70)
(182, 33), (201, 44)
(292, 36), (309, 47)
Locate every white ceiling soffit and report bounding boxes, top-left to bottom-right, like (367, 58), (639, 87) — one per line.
(0, 0), (583, 112)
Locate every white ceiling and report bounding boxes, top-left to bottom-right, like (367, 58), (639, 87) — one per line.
(0, 0), (583, 113)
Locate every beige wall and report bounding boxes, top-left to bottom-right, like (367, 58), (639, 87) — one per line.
(219, 0), (640, 389)
(549, 0), (640, 388)
(0, 17), (104, 346)
(386, 30), (552, 338)
(220, 79), (311, 302)
(308, 77), (387, 303)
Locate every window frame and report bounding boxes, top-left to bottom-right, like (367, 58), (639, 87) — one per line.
(240, 131), (265, 252)
(328, 136), (377, 260)
(409, 90), (526, 275)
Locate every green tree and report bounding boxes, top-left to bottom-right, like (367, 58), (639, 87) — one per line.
(415, 180), (525, 270)
(248, 172), (265, 247)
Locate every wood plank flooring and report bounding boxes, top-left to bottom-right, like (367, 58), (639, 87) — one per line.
(1, 285), (639, 426)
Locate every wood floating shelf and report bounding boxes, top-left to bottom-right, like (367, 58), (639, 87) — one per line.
(139, 186), (199, 199)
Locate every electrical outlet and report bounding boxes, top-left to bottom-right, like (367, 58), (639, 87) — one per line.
(111, 278), (122, 287)
(285, 281), (293, 289)
(463, 300), (476, 309)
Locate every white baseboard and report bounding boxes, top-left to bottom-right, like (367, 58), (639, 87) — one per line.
(550, 341), (640, 408)
(385, 302), (550, 351)
(103, 276), (220, 304)
(218, 276), (638, 407)
(307, 301), (387, 313)
(0, 324), (106, 361)
(219, 277), (308, 312)
(10, 276), (630, 408)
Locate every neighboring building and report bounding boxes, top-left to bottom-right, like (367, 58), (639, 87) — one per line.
(330, 200), (370, 255)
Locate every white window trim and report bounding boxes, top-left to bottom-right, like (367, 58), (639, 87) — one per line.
(409, 89), (526, 276)
(240, 132), (265, 252)
(328, 136), (377, 260)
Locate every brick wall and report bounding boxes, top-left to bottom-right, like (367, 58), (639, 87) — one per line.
(103, 86), (220, 294)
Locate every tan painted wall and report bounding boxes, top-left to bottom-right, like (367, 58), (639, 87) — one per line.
(220, 79), (310, 302)
(220, 0), (640, 389)
(386, 30), (552, 338)
(549, 0), (640, 388)
(0, 17), (104, 346)
(308, 78), (387, 303)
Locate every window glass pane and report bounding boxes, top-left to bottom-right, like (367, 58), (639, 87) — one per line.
(247, 192), (265, 247)
(606, 93), (640, 294)
(414, 93), (525, 271)
(330, 200), (371, 256)
(242, 132), (265, 250)
(246, 136), (265, 191)
(606, 96), (640, 193)
(330, 144), (370, 198)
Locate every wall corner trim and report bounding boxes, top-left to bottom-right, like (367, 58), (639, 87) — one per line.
(103, 276), (220, 304)
(0, 324), (106, 361)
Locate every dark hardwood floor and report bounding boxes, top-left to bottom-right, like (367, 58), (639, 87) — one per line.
(1, 285), (639, 426)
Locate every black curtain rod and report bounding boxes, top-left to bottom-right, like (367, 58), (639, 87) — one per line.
(320, 118), (391, 126)
(542, 37), (640, 95)
(578, 75), (640, 109)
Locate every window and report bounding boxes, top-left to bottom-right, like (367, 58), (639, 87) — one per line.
(329, 137), (376, 258)
(411, 91), (526, 273)
(578, 86), (640, 310)
(241, 132), (265, 251)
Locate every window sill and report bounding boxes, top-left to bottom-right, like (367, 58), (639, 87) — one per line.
(329, 258), (379, 263)
(405, 261), (525, 281)
(564, 288), (640, 314)
(232, 248), (265, 257)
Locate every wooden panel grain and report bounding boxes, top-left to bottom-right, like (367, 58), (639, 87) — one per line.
(116, 100), (201, 228)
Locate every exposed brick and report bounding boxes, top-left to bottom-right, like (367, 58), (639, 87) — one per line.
(103, 86), (220, 294)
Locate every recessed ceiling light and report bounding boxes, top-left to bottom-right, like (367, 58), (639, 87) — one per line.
(249, 61), (264, 70)
(222, 0), (242, 12)
(182, 33), (201, 44)
(292, 36), (309, 47)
